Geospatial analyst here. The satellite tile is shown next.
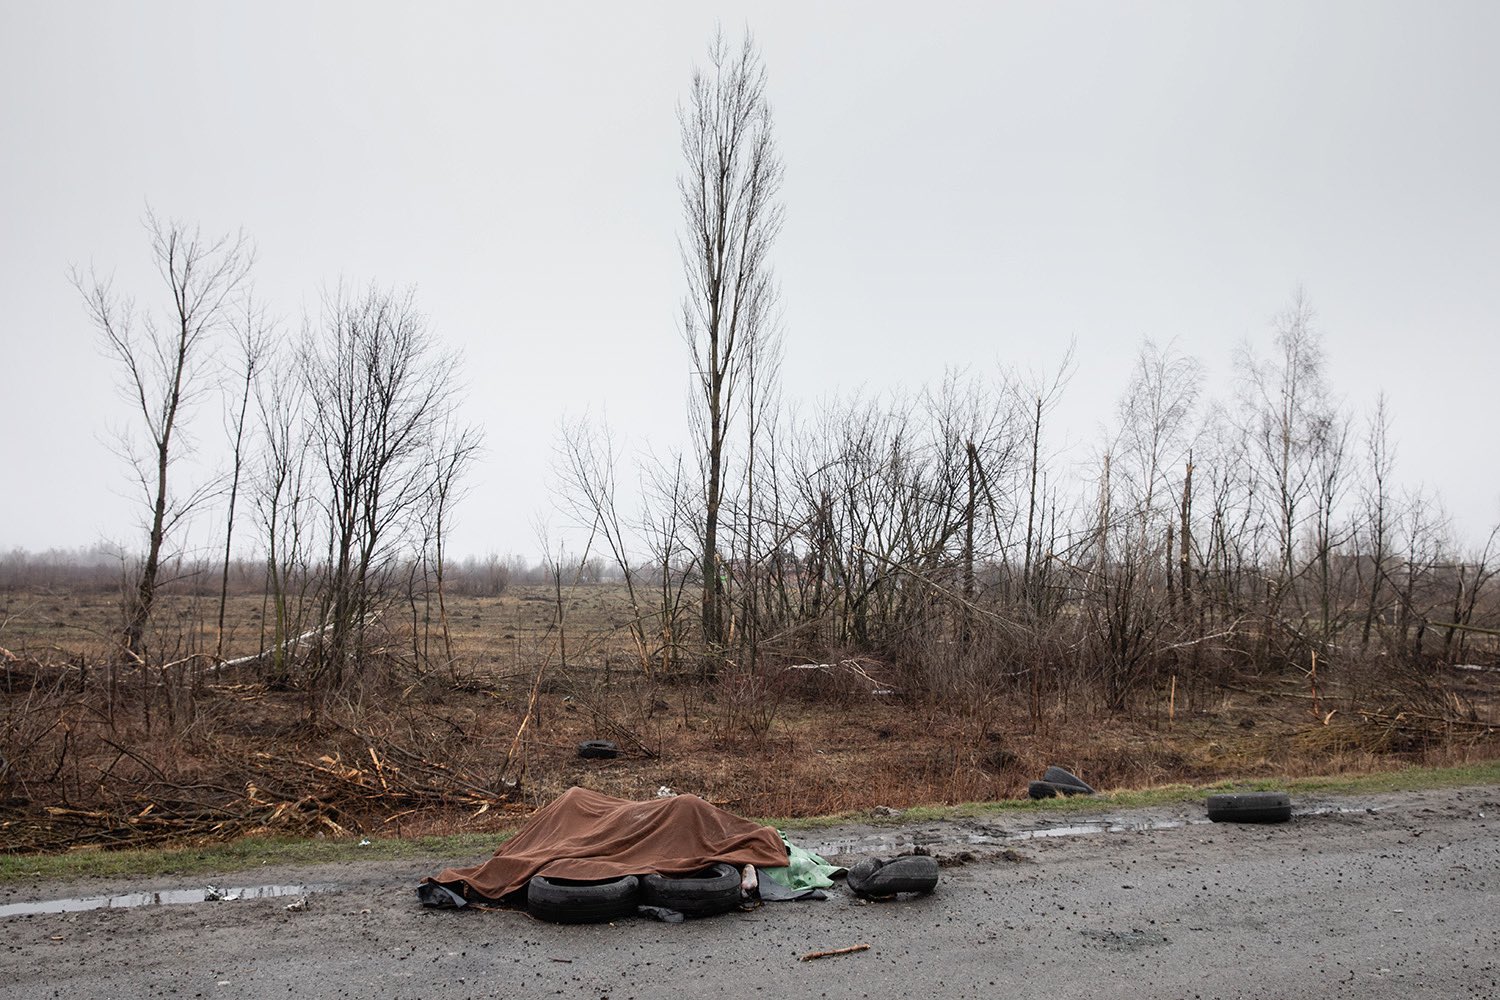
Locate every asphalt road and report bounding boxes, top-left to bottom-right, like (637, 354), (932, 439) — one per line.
(3, 785), (1497, 999)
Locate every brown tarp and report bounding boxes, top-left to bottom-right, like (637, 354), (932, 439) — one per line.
(422, 786), (790, 903)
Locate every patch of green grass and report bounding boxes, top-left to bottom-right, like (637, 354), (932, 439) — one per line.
(0, 830), (512, 884)
(5, 759), (1496, 884)
(1278, 759), (1500, 795)
(777, 759), (1500, 829)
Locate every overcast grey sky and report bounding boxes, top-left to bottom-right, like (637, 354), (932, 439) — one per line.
(2, 1), (1497, 559)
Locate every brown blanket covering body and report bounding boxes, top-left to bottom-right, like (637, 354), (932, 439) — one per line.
(423, 786), (790, 903)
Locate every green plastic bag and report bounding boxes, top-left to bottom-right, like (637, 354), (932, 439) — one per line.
(758, 832), (846, 890)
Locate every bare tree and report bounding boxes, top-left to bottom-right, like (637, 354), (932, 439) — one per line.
(1017, 347), (1075, 610)
(557, 416), (653, 671)
(1079, 341), (1202, 710)
(1114, 340), (1201, 548)
(1358, 393), (1396, 646)
(639, 451), (698, 675)
(1307, 404), (1352, 646)
(74, 211), (252, 662)
(1236, 288), (1332, 616)
(301, 283), (464, 684)
(1195, 402), (1261, 620)
(678, 29), (785, 652)
(421, 419), (483, 674)
(216, 295), (272, 660)
(253, 341), (313, 687)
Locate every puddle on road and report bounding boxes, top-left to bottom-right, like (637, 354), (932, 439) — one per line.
(980, 817), (1210, 842)
(807, 804), (1374, 856)
(0, 883), (335, 919)
(809, 815), (1211, 855)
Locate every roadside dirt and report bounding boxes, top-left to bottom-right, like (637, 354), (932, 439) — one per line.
(3, 784), (1496, 999)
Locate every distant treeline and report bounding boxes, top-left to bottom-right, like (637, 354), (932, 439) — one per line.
(0, 549), (624, 597)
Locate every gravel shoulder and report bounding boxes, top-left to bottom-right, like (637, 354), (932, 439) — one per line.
(3, 785), (1497, 999)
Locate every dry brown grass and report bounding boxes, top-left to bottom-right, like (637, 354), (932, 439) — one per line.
(2, 583), (1497, 851)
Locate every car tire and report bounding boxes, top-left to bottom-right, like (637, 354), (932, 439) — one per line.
(1042, 766), (1095, 793)
(527, 874), (639, 923)
(1206, 792), (1292, 824)
(577, 740), (619, 759)
(639, 863), (741, 918)
(846, 855), (939, 898)
(1028, 779), (1090, 799)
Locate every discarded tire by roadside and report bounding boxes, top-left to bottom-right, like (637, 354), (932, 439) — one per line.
(1206, 792), (1292, 824)
(639, 863), (741, 917)
(1042, 766), (1095, 794)
(1029, 780), (1090, 799)
(577, 740), (619, 759)
(527, 874), (639, 923)
(846, 855), (939, 898)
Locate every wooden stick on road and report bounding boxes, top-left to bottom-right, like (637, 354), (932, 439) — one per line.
(799, 943), (870, 962)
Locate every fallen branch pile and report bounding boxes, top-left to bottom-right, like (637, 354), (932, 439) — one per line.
(0, 734), (522, 854)
(239, 737), (519, 834)
(1356, 710), (1498, 747)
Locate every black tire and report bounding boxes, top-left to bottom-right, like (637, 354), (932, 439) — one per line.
(1029, 780), (1060, 799)
(1042, 766), (1095, 793)
(847, 855), (939, 898)
(577, 740), (619, 759)
(1206, 792), (1292, 824)
(639, 863), (741, 917)
(1028, 779), (1090, 799)
(527, 875), (639, 923)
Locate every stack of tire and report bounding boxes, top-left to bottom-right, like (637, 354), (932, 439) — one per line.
(527, 863), (742, 923)
(639, 863), (741, 917)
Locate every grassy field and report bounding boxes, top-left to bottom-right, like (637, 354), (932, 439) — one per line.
(2, 582), (1497, 858)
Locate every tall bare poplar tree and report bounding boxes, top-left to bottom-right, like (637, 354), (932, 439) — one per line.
(678, 30), (784, 650)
